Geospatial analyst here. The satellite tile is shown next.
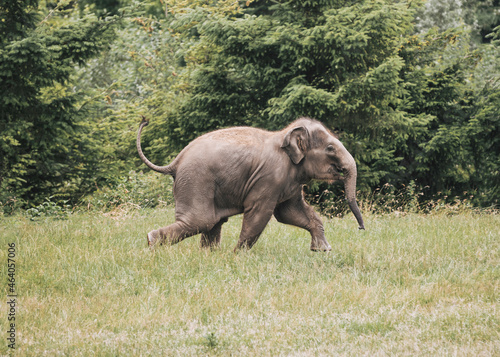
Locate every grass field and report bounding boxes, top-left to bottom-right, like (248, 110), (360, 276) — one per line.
(1, 208), (499, 356)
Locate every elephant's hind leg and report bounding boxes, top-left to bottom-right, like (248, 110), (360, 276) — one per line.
(147, 220), (207, 247)
(200, 218), (228, 249)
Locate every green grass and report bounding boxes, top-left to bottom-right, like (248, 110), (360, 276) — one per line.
(1, 208), (499, 355)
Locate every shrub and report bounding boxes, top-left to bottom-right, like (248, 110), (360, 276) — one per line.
(25, 197), (71, 221)
(81, 171), (174, 212)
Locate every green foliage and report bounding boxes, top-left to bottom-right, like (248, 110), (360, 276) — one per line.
(73, 4), (187, 172)
(81, 171), (173, 212)
(467, 83), (500, 205)
(150, 0), (499, 208)
(1, 0), (499, 212)
(157, 0), (418, 191)
(397, 27), (500, 206)
(25, 196), (71, 221)
(307, 181), (485, 219)
(0, 0), (118, 209)
(415, 0), (500, 44)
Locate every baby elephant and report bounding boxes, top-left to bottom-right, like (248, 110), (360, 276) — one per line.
(137, 117), (364, 251)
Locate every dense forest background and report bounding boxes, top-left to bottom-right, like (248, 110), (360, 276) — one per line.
(1, 0), (499, 214)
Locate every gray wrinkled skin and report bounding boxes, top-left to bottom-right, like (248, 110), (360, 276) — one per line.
(137, 117), (365, 252)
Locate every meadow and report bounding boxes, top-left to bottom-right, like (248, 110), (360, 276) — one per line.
(0, 208), (499, 356)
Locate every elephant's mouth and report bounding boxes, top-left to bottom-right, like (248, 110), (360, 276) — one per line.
(329, 165), (345, 180)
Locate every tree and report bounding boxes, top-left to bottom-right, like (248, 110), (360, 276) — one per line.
(156, 0), (418, 190)
(154, 0), (499, 207)
(396, 22), (500, 206)
(0, 0), (116, 209)
(415, 0), (500, 44)
(73, 4), (184, 185)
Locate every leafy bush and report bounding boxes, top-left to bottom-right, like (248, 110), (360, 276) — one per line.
(306, 181), (492, 219)
(81, 171), (174, 212)
(25, 197), (71, 221)
(0, 196), (26, 217)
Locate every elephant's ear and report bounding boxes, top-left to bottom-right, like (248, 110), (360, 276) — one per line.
(281, 126), (309, 164)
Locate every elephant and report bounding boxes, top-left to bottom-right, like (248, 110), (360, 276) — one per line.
(137, 116), (365, 252)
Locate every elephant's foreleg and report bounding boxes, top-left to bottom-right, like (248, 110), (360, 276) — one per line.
(274, 197), (331, 251)
(200, 218), (228, 249)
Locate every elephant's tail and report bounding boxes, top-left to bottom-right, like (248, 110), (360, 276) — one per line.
(136, 116), (175, 175)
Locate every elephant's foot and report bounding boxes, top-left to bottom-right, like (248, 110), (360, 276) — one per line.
(147, 230), (161, 247)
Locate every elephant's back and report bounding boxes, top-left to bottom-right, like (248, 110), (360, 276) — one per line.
(172, 127), (277, 204)
(174, 126), (272, 166)
(202, 126), (272, 146)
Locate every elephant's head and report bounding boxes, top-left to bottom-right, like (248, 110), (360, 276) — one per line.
(281, 119), (365, 230)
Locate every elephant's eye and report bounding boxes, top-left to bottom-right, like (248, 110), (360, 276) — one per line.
(326, 145), (335, 153)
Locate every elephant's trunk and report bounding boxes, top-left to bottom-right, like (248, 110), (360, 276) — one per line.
(343, 160), (365, 230)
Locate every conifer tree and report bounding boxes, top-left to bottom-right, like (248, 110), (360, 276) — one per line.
(0, 0), (115, 208)
(162, 0), (419, 188)
(158, 0), (499, 205)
